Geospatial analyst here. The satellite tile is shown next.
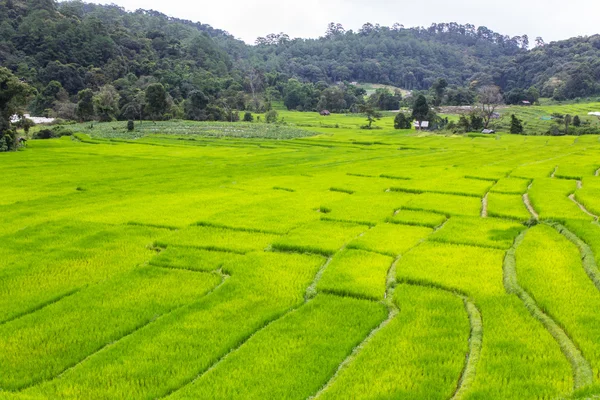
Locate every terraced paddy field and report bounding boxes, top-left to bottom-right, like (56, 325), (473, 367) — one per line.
(3, 122), (600, 399)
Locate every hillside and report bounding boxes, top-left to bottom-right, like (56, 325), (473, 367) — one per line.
(1, 0), (600, 123)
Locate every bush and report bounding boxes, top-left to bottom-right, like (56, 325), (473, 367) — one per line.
(510, 115), (524, 134)
(127, 120), (135, 131)
(34, 126), (73, 139)
(265, 110), (279, 124)
(394, 113), (412, 129)
(243, 112), (254, 122)
(34, 129), (56, 139)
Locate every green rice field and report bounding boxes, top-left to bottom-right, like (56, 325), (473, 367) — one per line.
(3, 111), (600, 399)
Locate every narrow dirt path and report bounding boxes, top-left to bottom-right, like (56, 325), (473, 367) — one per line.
(569, 194), (599, 222)
(503, 230), (593, 390)
(523, 194), (539, 221)
(481, 193), (489, 218)
(551, 166), (558, 178)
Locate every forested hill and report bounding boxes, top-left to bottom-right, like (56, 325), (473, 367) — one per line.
(252, 23), (529, 91)
(1, 0), (600, 121)
(0, 0), (246, 95)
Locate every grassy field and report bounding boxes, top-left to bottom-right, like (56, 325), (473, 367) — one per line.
(3, 108), (600, 399)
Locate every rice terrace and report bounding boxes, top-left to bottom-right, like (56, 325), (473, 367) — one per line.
(2, 111), (600, 399)
(4, 0), (600, 398)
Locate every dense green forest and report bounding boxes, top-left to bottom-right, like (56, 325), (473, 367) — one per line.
(0, 0), (600, 126)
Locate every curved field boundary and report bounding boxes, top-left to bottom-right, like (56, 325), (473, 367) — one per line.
(162, 230), (367, 399)
(549, 223), (600, 292)
(452, 299), (483, 400)
(568, 195), (599, 222)
(503, 230), (593, 390)
(523, 180), (540, 221)
(308, 256), (402, 399)
(310, 220), (453, 399)
(595, 168), (600, 177)
(30, 271), (230, 391)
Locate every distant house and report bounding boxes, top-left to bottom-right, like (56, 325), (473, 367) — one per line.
(320, 110), (331, 116)
(413, 121), (429, 130)
(481, 129), (496, 134)
(491, 112), (501, 119)
(521, 101), (532, 106)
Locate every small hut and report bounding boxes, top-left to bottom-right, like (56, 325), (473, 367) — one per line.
(320, 110), (331, 116)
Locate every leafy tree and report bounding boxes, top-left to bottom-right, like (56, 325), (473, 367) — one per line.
(573, 115), (581, 127)
(145, 83), (168, 121)
(30, 81), (65, 116)
(243, 112), (254, 122)
(317, 86), (347, 113)
(431, 78), (448, 106)
(184, 90), (209, 121)
(0, 67), (33, 151)
(564, 114), (572, 134)
(470, 113), (484, 131)
(127, 120), (134, 132)
(457, 115), (471, 133)
(411, 95), (430, 122)
(360, 105), (382, 129)
(369, 89), (401, 111)
(121, 90), (146, 123)
(76, 89), (95, 121)
(93, 85), (120, 122)
(510, 114), (524, 134)
(394, 112), (412, 129)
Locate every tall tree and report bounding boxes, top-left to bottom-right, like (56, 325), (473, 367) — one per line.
(184, 90), (209, 121)
(478, 86), (504, 128)
(0, 67), (33, 151)
(431, 78), (448, 107)
(76, 89), (95, 121)
(412, 95), (430, 125)
(145, 83), (168, 121)
(93, 85), (120, 122)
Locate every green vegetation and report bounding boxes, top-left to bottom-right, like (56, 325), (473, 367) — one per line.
(3, 107), (600, 399)
(170, 294), (387, 399)
(317, 249), (393, 300)
(317, 284), (470, 399)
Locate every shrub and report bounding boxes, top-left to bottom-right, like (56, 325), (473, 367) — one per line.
(127, 120), (134, 132)
(34, 129), (56, 139)
(394, 113), (412, 129)
(243, 112), (254, 122)
(510, 114), (524, 134)
(265, 110), (278, 124)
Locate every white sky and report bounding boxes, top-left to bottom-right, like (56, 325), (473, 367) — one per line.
(93, 0), (600, 45)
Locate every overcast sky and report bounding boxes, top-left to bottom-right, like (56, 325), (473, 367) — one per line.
(94, 0), (600, 45)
